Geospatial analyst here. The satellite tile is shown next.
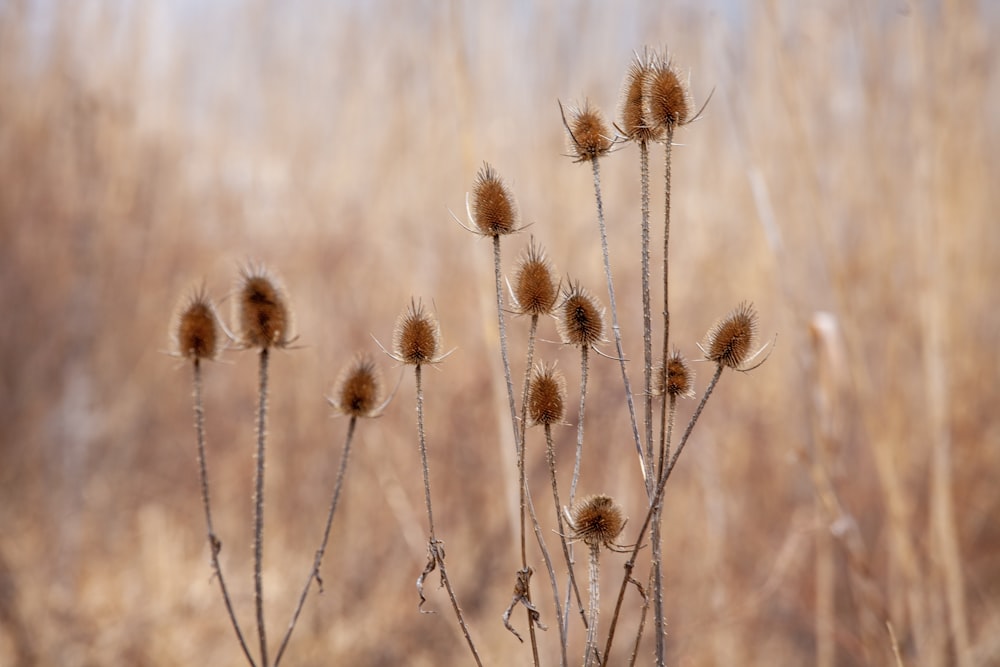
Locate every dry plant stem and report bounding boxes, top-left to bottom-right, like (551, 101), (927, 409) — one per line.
(254, 347), (270, 667)
(568, 345), (590, 506)
(584, 544), (602, 667)
(627, 567), (654, 667)
(651, 392), (678, 666)
(524, 467), (569, 667)
(603, 364), (724, 665)
(638, 139), (655, 496)
(544, 423), (587, 636)
(274, 416), (358, 666)
(192, 359), (258, 667)
(588, 156), (646, 485)
(413, 364), (483, 666)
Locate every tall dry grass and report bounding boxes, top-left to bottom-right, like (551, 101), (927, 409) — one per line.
(0, 1), (997, 665)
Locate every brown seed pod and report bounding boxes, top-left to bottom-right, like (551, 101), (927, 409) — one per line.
(471, 163), (518, 237)
(564, 100), (613, 162)
(644, 54), (691, 132)
(653, 349), (695, 398)
(172, 286), (222, 361)
(512, 238), (559, 316)
(702, 302), (758, 369)
(392, 299), (442, 365)
(556, 281), (605, 348)
(329, 353), (382, 418)
(619, 50), (663, 143)
(570, 494), (626, 550)
(528, 362), (567, 426)
(234, 265), (294, 349)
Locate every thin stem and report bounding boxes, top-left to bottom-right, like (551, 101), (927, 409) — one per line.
(414, 364), (483, 666)
(545, 423), (588, 637)
(584, 544), (601, 667)
(651, 394), (676, 666)
(192, 359), (258, 667)
(274, 416), (358, 666)
(517, 313), (543, 664)
(569, 345), (589, 506)
(589, 156), (647, 489)
(254, 347), (270, 667)
(638, 139), (655, 497)
(524, 468), (568, 667)
(603, 364), (725, 664)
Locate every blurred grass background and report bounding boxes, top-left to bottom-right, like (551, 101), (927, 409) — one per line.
(1, 0), (997, 665)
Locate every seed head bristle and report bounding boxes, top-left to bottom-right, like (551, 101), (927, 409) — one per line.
(566, 101), (613, 162)
(392, 299), (442, 365)
(620, 51), (663, 143)
(703, 301), (758, 369)
(653, 349), (695, 398)
(172, 286), (222, 361)
(644, 54), (691, 131)
(556, 281), (605, 347)
(471, 163), (518, 237)
(235, 265), (293, 349)
(329, 353), (382, 418)
(528, 362), (566, 426)
(570, 494), (626, 550)
(512, 238), (559, 316)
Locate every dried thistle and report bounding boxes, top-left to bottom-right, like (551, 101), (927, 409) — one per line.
(701, 301), (759, 370)
(619, 50), (663, 143)
(470, 162), (519, 237)
(556, 281), (605, 348)
(511, 238), (559, 316)
(172, 286), (222, 361)
(569, 494), (626, 551)
(234, 264), (294, 350)
(328, 354), (383, 418)
(392, 299), (443, 365)
(563, 100), (613, 162)
(653, 349), (695, 399)
(528, 362), (567, 427)
(644, 53), (691, 132)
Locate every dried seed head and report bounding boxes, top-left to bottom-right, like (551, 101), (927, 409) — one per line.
(703, 301), (759, 369)
(570, 494), (626, 549)
(644, 55), (691, 131)
(471, 163), (518, 237)
(565, 101), (613, 162)
(528, 362), (566, 426)
(619, 51), (663, 143)
(171, 286), (222, 361)
(556, 281), (605, 347)
(653, 349), (695, 398)
(392, 299), (442, 365)
(329, 353), (382, 418)
(512, 238), (559, 316)
(234, 265), (293, 349)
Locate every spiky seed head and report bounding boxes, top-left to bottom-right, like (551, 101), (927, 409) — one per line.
(556, 281), (605, 347)
(570, 494), (626, 549)
(654, 349), (695, 398)
(703, 301), (758, 369)
(234, 265), (293, 349)
(528, 362), (566, 426)
(172, 286), (222, 361)
(393, 299), (442, 365)
(329, 353), (382, 418)
(644, 55), (690, 131)
(471, 163), (518, 237)
(512, 238), (559, 316)
(566, 101), (613, 162)
(620, 51), (663, 143)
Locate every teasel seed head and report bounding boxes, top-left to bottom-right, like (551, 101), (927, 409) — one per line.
(564, 100), (613, 162)
(392, 299), (443, 365)
(702, 301), (759, 369)
(329, 353), (383, 418)
(512, 237), (559, 316)
(234, 264), (294, 349)
(619, 50), (663, 143)
(528, 362), (567, 426)
(570, 494), (626, 550)
(653, 349), (695, 398)
(171, 285), (223, 361)
(470, 162), (518, 237)
(556, 280), (605, 348)
(644, 53), (691, 131)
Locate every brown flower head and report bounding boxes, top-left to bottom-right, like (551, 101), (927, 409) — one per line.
(570, 494), (626, 550)
(512, 237), (559, 316)
(556, 281), (605, 348)
(392, 299), (443, 365)
(329, 353), (383, 418)
(702, 301), (759, 369)
(171, 285), (222, 361)
(644, 53), (691, 132)
(619, 50), (663, 143)
(564, 100), (613, 162)
(234, 264), (294, 349)
(528, 362), (567, 426)
(653, 349), (695, 398)
(471, 163), (518, 237)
